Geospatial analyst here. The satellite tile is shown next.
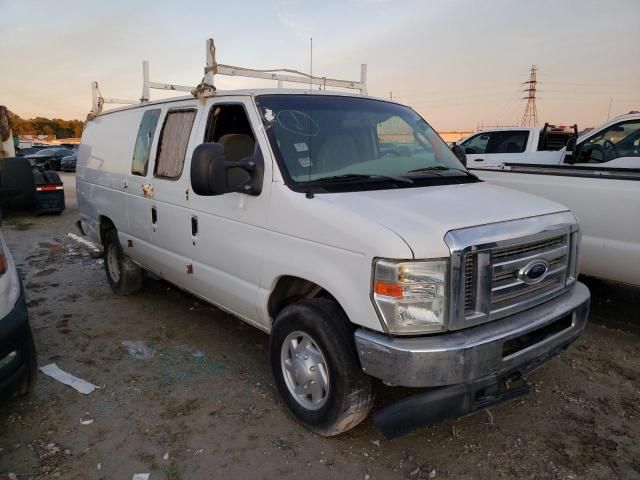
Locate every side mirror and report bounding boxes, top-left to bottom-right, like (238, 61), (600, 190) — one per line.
(190, 143), (263, 196)
(564, 136), (577, 164)
(451, 143), (467, 167)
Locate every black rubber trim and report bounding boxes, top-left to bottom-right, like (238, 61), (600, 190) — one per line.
(373, 338), (574, 439)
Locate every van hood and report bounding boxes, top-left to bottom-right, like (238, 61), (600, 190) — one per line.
(317, 182), (570, 258)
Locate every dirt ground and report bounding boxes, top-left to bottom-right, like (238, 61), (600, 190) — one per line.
(1, 172), (639, 479)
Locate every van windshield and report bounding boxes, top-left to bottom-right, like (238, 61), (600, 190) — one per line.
(255, 94), (475, 192)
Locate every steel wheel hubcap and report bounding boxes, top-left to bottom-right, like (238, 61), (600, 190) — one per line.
(107, 244), (121, 283)
(281, 331), (330, 410)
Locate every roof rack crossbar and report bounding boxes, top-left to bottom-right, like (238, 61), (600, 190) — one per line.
(89, 38), (367, 118)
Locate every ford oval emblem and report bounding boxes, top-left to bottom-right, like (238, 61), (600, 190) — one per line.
(519, 260), (549, 284)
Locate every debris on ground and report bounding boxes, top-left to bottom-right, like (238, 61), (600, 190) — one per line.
(39, 363), (97, 394)
(122, 340), (156, 360)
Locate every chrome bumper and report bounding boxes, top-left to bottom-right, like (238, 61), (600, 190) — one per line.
(355, 282), (590, 388)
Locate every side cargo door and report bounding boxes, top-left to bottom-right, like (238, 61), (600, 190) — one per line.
(146, 104), (202, 285)
(124, 108), (162, 269)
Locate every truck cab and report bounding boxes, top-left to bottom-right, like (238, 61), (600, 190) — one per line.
(460, 124), (576, 168)
(569, 112), (640, 169)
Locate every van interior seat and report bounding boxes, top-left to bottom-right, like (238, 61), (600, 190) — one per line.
(318, 135), (359, 172)
(218, 134), (254, 186)
(219, 134), (255, 162)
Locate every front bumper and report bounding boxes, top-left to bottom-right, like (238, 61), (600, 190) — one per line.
(0, 283), (35, 402)
(355, 281), (590, 388)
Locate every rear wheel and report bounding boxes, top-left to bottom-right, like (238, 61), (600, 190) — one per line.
(103, 229), (143, 295)
(270, 298), (374, 436)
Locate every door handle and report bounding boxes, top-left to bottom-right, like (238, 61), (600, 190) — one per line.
(151, 207), (157, 224)
(191, 216), (198, 237)
(474, 159), (484, 162)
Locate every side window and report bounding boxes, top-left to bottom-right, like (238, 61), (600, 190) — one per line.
(154, 109), (197, 179)
(204, 104), (257, 187)
(576, 120), (640, 163)
(461, 133), (490, 154)
(486, 131), (529, 154)
(132, 109), (161, 176)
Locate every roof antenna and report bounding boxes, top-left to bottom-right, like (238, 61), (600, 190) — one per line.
(309, 37), (313, 93)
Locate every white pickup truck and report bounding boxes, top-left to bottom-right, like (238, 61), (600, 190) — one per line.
(457, 123), (577, 168)
(76, 43), (591, 438)
(470, 113), (640, 287)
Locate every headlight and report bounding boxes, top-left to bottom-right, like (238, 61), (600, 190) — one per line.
(372, 258), (448, 335)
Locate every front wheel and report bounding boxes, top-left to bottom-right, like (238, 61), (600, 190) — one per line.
(270, 298), (374, 436)
(103, 229), (143, 295)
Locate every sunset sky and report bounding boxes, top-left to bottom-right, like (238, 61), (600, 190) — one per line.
(1, 0), (638, 131)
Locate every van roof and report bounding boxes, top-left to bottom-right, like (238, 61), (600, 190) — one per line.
(95, 88), (397, 117)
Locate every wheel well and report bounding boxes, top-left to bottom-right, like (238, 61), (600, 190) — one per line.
(268, 276), (335, 320)
(98, 215), (116, 244)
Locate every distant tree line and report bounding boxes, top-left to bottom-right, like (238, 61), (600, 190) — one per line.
(7, 110), (83, 138)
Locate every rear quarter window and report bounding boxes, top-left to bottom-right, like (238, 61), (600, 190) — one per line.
(132, 109), (161, 176)
(154, 109), (197, 179)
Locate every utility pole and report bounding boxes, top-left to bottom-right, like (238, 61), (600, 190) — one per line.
(521, 65), (539, 127)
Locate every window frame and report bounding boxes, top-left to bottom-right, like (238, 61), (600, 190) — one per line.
(131, 108), (161, 177)
(576, 120), (640, 163)
(153, 107), (198, 181)
(203, 102), (257, 145)
(485, 130), (530, 155)
(461, 132), (491, 154)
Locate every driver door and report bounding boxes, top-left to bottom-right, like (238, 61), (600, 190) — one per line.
(573, 120), (640, 168)
(460, 132), (490, 167)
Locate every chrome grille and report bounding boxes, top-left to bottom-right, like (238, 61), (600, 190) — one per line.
(489, 234), (569, 317)
(464, 252), (476, 313)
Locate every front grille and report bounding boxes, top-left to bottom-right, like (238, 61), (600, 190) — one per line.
(464, 252), (476, 313)
(462, 233), (571, 324)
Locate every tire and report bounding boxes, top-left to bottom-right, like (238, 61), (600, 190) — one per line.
(17, 325), (38, 397)
(270, 298), (374, 436)
(103, 229), (143, 295)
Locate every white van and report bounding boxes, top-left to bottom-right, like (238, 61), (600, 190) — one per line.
(77, 54), (590, 438)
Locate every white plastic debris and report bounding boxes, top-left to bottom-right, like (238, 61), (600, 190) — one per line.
(163, 453), (169, 460)
(40, 363), (97, 394)
(122, 340), (155, 360)
(67, 232), (101, 252)
(132, 474), (150, 480)
(80, 419), (94, 425)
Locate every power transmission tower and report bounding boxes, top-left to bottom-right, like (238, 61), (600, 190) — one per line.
(521, 65), (539, 126)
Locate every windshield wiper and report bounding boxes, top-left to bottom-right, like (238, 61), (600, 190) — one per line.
(302, 173), (414, 185)
(406, 166), (478, 179)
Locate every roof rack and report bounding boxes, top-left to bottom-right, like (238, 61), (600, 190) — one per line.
(89, 38), (367, 118)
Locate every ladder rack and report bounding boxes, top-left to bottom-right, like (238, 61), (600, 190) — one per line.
(89, 38), (367, 117)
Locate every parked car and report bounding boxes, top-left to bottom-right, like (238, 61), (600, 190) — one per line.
(16, 147), (40, 157)
(24, 147), (74, 170)
(467, 113), (640, 287)
(0, 229), (36, 402)
(60, 152), (77, 172)
(77, 88), (590, 438)
(457, 123), (577, 168)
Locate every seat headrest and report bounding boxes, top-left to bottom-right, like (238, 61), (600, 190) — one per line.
(218, 134), (255, 162)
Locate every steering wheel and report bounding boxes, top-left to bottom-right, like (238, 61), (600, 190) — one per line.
(602, 139), (618, 160)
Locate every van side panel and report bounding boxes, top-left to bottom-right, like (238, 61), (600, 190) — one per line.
(77, 109), (144, 243)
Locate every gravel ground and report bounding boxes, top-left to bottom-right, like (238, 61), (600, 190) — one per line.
(0, 172), (639, 479)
